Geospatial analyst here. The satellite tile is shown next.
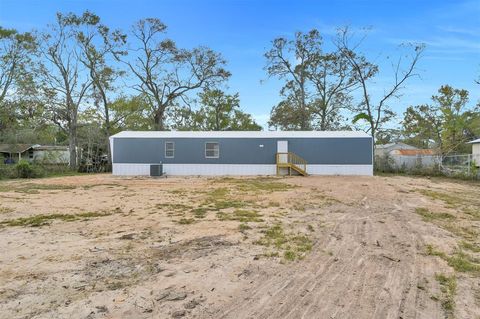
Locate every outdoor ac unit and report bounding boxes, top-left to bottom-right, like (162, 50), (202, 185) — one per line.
(150, 164), (163, 177)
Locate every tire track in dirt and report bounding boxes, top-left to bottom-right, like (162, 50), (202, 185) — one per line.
(201, 191), (444, 319)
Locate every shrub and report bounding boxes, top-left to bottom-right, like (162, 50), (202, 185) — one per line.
(15, 160), (44, 178)
(0, 165), (16, 180)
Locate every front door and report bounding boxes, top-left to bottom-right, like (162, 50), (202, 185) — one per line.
(277, 140), (288, 163)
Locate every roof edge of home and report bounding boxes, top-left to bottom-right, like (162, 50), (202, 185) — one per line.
(110, 130), (371, 139)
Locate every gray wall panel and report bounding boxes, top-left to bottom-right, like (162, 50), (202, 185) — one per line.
(113, 137), (372, 165)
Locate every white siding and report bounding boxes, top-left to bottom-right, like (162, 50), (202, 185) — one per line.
(112, 163), (373, 176)
(473, 144), (480, 156)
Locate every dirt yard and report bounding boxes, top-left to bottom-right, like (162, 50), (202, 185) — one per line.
(0, 174), (479, 319)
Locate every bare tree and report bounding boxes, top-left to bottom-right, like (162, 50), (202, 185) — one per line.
(37, 12), (95, 168)
(117, 18), (230, 130)
(74, 12), (127, 163)
(336, 27), (425, 144)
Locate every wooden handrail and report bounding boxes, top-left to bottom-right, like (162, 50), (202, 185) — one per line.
(276, 152), (308, 175)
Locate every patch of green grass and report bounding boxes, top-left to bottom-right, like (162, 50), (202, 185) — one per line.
(264, 251), (279, 258)
(267, 201), (281, 207)
(0, 206), (13, 214)
(255, 223), (312, 261)
(200, 186), (256, 212)
(81, 183), (126, 190)
(426, 244), (480, 274)
(210, 199), (246, 210)
(177, 218), (195, 225)
(215, 177), (295, 193)
(218, 209), (263, 222)
(459, 241), (480, 253)
(168, 188), (188, 195)
(284, 250), (296, 261)
(0, 183), (77, 194)
(191, 207), (208, 219)
(446, 252), (480, 273)
(208, 187), (230, 198)
(462, 208), (480, 220)
(418, 189), (462, 208)
(435, 273), (456, 317)
(1, 211), (112, 227)
(238, 223), (251, 231)
(443, 224), (478, 242)
(415, 207), (455, 222)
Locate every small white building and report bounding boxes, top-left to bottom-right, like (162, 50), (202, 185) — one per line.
(0, 144), (70, 165)
(375, 142), (418, 157)
(468, 138), (480, 167)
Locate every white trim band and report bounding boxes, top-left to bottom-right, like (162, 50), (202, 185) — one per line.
(112, 163), (373, 176)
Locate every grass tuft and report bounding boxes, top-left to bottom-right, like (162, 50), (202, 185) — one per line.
(177, 218), (195, 225)
(435, 273), (456, 317)
(415, 207), (455, 222)
(0, 183), (77, 194)
(1, 211), (112, 227)
(217, 209), (263, 222)
(426, 244), (480, 274)
(255, 223), (312, 261)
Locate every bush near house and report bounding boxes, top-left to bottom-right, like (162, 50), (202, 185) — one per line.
(0, 162), (76, 180)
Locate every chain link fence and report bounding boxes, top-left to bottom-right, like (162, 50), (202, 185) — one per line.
(375, 153), (479, 179)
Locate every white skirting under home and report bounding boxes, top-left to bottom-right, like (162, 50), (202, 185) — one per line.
(112, 163), (373, 176)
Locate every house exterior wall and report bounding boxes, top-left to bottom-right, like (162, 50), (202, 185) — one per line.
(32, 150), (70, 164)
(112, 137), (372, 165)
(473, 144), (480, 166)
(111, 136), (373, 176)
(473, 144), (480, 156)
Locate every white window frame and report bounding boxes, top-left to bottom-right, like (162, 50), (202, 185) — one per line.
(205, 142), (219, 159)
(165, 141), (175, 158)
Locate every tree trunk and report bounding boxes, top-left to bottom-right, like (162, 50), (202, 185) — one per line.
(300, 81), (307, 130)
(102, 94), (112, 165)
(154, 108), (165, 131)
(68, 127), (77, 169)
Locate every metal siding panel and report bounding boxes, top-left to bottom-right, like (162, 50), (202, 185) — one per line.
(113, 137), (373, 165)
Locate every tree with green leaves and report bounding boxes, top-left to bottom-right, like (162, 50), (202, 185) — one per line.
(116, 18), (230, 130)
(109, 95), (151, 131)
(195, 89), (261, 131)
(169, 89), (261, 131)
(265, 32), (314, 130)
(265, 29), (358, 131)
(0, 27), (37, 134)
(402, 85), (479, 154)
(0, 27), (36, 106)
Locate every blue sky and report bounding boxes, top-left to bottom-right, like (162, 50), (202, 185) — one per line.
(1, 0), (479, 129)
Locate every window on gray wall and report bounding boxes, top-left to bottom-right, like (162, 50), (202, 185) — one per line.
(165, 141), (175, 158)
(205, 142), (219, 158)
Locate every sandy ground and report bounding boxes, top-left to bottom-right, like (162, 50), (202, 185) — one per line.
(0, 174), (478, 319)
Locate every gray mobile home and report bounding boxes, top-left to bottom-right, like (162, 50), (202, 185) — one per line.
(110, 131), (373, 176)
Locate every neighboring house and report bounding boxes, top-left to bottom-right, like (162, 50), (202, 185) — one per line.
(389, 149), (440, 168)
(0, 144), (70, 164)
(109, 131), (374, 176)
(375, 142), (418, 157)
(468, 138), (480, 167)
(31, 145), (70, 164)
